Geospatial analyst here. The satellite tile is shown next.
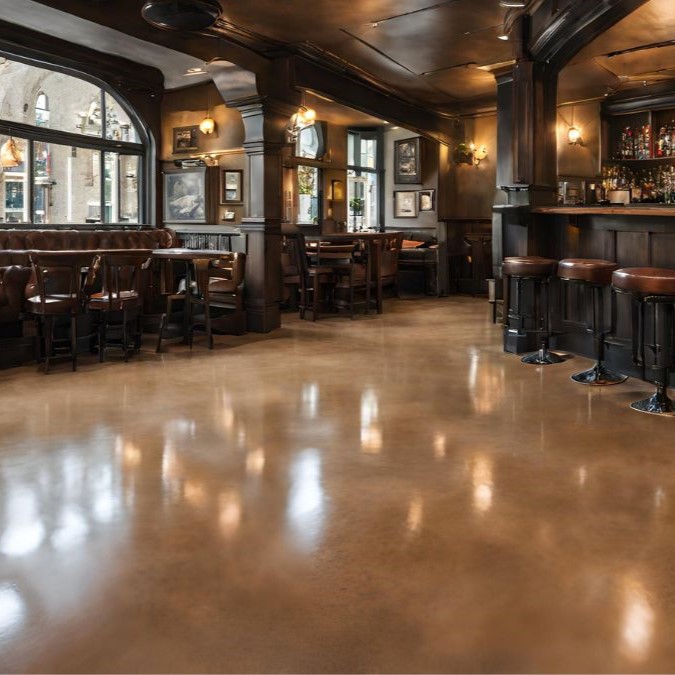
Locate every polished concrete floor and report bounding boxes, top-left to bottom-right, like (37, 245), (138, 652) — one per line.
(1, 297), (675, 673)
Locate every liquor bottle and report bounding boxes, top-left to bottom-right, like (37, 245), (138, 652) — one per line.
(658, 126), (666, 157)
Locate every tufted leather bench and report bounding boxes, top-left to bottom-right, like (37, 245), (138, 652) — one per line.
(0, 228), (178, 324)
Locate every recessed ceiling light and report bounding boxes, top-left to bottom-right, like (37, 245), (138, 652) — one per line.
(499, 0), (527, 7)
(497, 33), (510, 40)
(187, 67), (206, 74)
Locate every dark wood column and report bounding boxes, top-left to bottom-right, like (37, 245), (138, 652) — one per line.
(232, 98), (293, 333)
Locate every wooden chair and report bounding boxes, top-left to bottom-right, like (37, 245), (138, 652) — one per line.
(88, 250), (153, 362)
(295, 233), (336, 321)
(378, 232), (404, 301)
(281, 235), (301, 310)
(26, 250), (99, 373)
(188, 252), (246, 349)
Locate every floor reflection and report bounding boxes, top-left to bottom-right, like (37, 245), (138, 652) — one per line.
(286, 448), (324, 550)
(620, 575), (655, 663)
(0, 583), (26, 637)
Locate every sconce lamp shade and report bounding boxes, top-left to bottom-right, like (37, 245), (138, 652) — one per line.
(0, 138), (23, 168)
(568, 126), (582, 145)
(199, 114), (216, 135)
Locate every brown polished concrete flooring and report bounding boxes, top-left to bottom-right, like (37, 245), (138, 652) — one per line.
(1, 297), (675, 673)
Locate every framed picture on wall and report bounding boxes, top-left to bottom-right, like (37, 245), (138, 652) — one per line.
(393, 190), (418, 218)
(394, 137), (422, 184)
(163, 168), (207, 223)
(172, 125), (199, 154)
(221, 169), (243, 204)
(331, 179), (345, 201)
(419, 189), (435, 212)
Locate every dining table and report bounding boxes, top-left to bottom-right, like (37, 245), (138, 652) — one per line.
(304, 232), (402, 314)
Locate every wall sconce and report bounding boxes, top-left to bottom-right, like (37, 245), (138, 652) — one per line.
(567, 126), (583, 145)
(455, 142), (487, 167)
(286, 91), (317, 140)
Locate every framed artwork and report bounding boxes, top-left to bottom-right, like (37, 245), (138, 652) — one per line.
(221, 169), (243, 204)
(172, 125), (199, 154)
(163, 168), (207, 223)
(394, 137), (422, 184)
(393, 190), (418, 218)
(331, 179), (345, 201)
(419, 189), (436, 212)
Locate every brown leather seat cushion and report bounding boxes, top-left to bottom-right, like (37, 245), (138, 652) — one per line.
(207, 278), (238, 294)
(612, 267), (675, 295)
(558, 258), (618, 286)
(503, 256), (558, 278)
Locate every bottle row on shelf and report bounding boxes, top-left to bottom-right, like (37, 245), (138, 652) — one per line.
(602, 164), (675, 203)
(614, 122), (675, 160)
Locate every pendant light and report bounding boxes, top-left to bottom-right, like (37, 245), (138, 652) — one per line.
(0, 137), (23, 169)
(199, 87), (217, 135)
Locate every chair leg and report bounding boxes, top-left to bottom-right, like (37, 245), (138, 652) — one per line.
(99, 312), (106, 363)
(349, 269), (355, 320)
(122, 306), (130, 362)
(33, 317), (43, 367)
(156, 296), (173, 353)
(206, 304), (213, 349)
(43, 316), (54, 374)
(70, 314), (77, 372)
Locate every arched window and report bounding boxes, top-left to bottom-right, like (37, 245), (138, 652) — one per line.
(35, 92), (49, 128)
(0, 56), (148, 226)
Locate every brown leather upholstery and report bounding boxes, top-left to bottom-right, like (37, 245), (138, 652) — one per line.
(612, 267), (675, 295)
(558, 258), (618, 286)
(503, 256), (558, 278)
(0, 229), (176, 324)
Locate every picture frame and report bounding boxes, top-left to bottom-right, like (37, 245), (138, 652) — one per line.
(331, 179), (345, 201)
(163, 168), (207, 224)
(393, 190), (418, 218)
(419, 189), (436, 212)
(172, 125), (199, 154)
(221, 169), (243, 204)
(394, 137), (422, 184)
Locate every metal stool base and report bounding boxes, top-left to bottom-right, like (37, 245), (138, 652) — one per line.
(521, 348), (564, 365)
(571, 363), (628, 386)
(631, 388), (675, 415)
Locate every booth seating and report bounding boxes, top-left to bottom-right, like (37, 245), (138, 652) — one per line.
(0, 228), (178, 326)
(397, 231), (438, 296)
(612, 267), (675, 415)
(558, 258), (627, 386)
(503, 256), (561, 365)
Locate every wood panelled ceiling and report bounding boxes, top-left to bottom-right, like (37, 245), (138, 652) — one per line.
(26, 0), (513, 111)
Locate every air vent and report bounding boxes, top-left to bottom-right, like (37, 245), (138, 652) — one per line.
(141, 0), (221, 31)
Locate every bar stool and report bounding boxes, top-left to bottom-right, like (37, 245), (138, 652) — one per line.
(558, 258), (627, 386)
(503, 256), (561, 365)
(612, 267), (675, 415)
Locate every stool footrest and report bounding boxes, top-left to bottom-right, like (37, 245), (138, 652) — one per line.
(521, 345), (564, 365)
(631, 386), (675, 415)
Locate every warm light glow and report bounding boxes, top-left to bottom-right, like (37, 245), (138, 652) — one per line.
(497, 33), (509, 41)
(246, 448), (266, 476)
(433, 432), (446, 459)
(406, 496), (424, 533)
(620, 576), (655, 662)
(472, 455), (494, 514)
(199, 114), (216, 135)
(0, 137), (23, 168)
(298, 106), (316, 125)
(568, 126), (582, 145)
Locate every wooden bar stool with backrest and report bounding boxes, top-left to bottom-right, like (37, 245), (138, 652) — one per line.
(295, 232), (336, 321)
(503, 256), (562, 365)
(26, 250), (98, 373)
(612, 267), (675, 415)
(188, 252), (246, 349)
(558, 258), (627, 385)
(88, 250), (153, 362)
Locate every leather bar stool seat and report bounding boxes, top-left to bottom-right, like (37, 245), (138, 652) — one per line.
(612, 266), (675, 414)
(503, 255), (561, 365)
(558, 258), (626, 385)
(503, 256), (557, 278)
(612, 267), (675, 295)
(558, 258), (618, 286)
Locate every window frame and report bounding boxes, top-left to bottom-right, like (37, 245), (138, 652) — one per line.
(347, 128), (384, 231)
(0, 51), (151, 227)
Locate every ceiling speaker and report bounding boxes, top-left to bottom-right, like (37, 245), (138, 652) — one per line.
(142, 0), (222, 31)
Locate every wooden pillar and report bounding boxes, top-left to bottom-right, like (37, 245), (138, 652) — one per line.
(232, 98), (294, 333)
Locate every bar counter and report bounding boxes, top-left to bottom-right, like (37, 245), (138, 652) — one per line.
(532, 205), (675, 217)
(497, 202), (675, 384)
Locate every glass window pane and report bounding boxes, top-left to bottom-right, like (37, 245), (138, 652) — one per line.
(297, 165), (319, 224)
(0, 135), (29, 224)
(119, 156), (140, 223)
(33, 142), (100, 224)
(360, 138), (376, 169)
(105, 94), (140, 143)
(347, 169), (378, 232)
(0, 58), (102, 137)
(348, 132), (356, 166)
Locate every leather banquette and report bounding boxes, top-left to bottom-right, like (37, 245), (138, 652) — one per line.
(0, 228), (178, 323)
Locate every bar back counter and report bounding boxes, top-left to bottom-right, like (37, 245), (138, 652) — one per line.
(496, 203), (675, 384)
